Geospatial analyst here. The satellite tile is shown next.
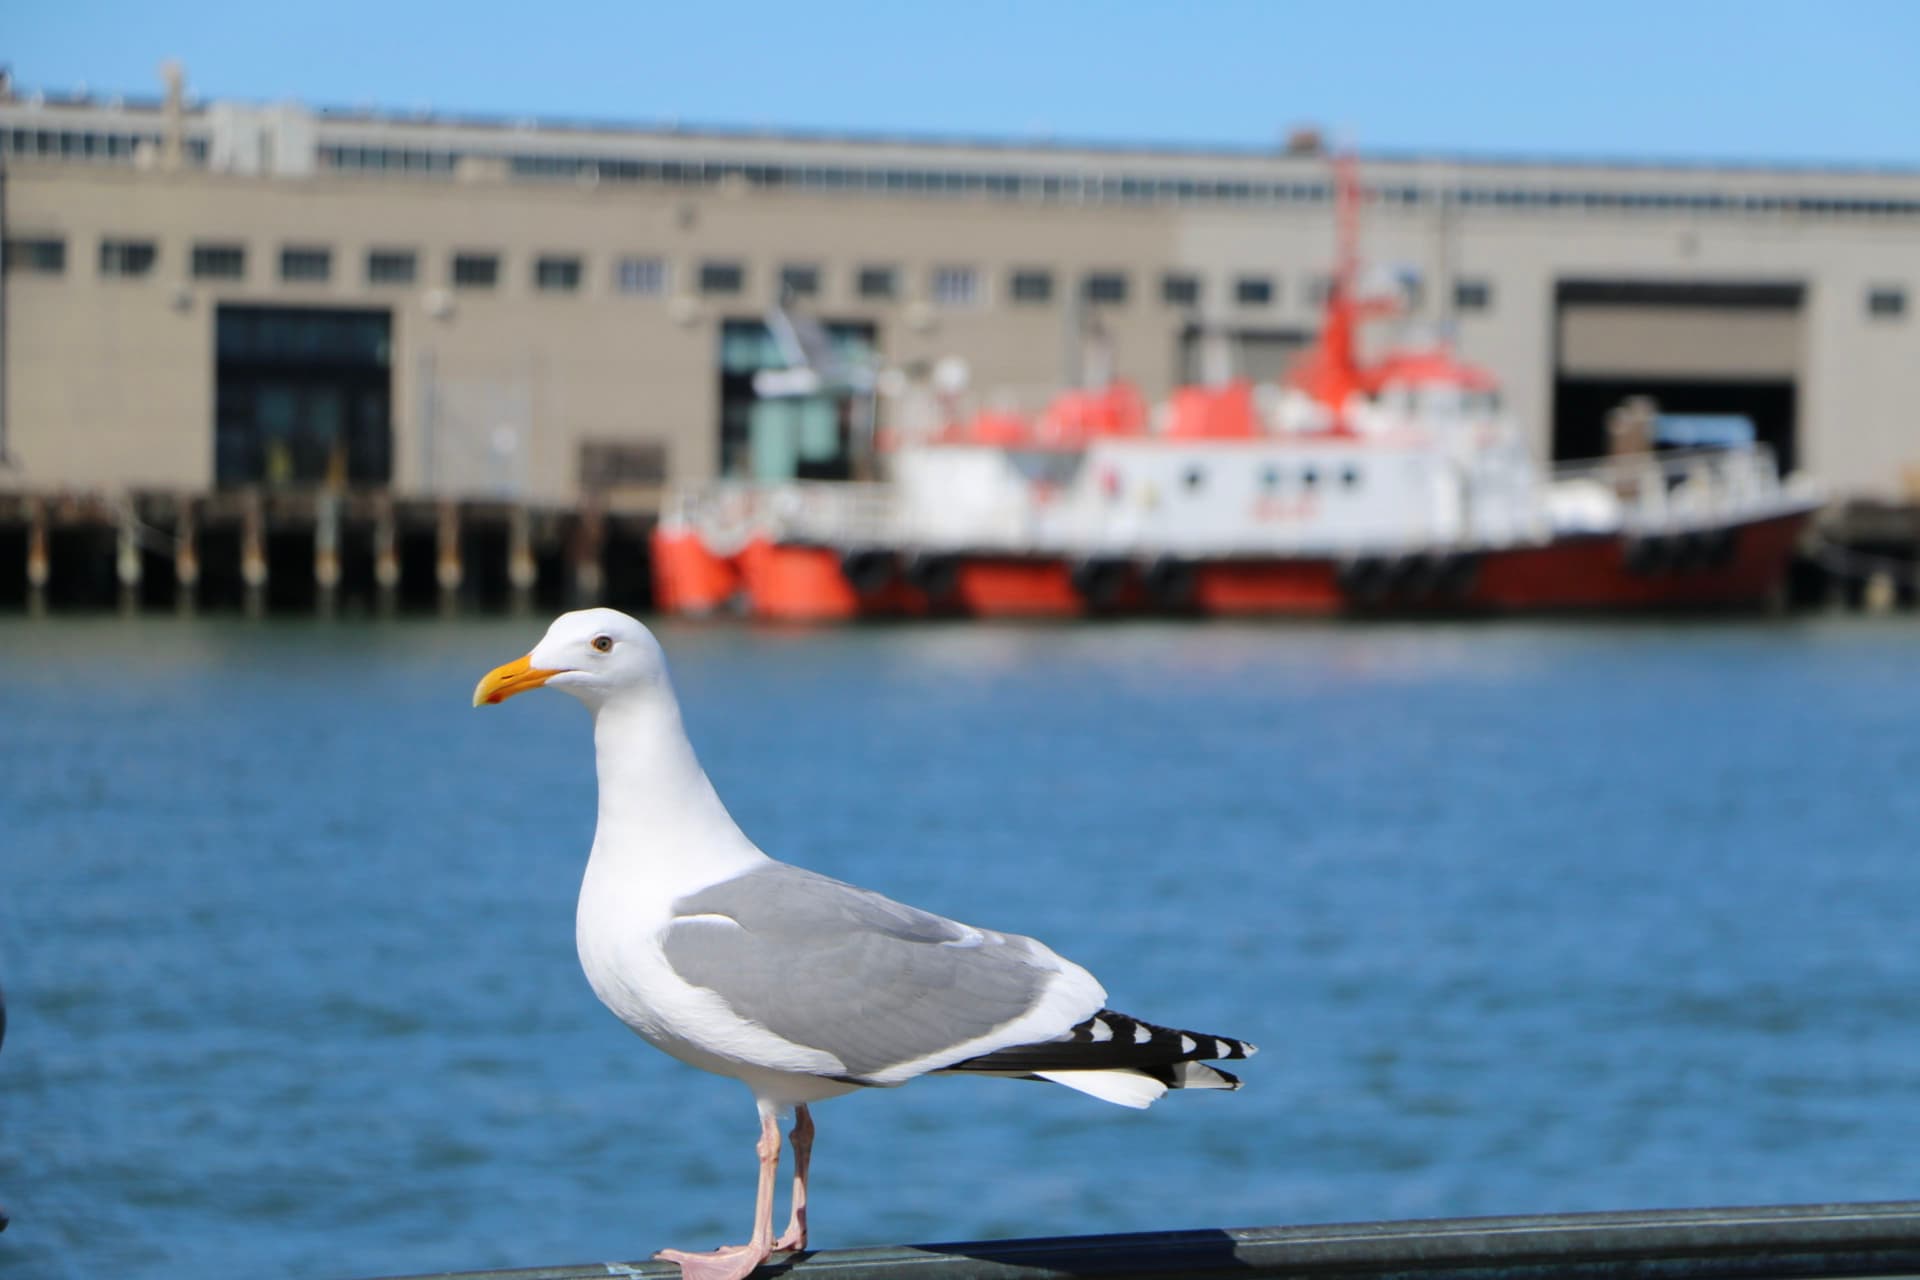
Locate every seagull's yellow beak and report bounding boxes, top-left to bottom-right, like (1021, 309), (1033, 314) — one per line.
(472, 654), (565, 707)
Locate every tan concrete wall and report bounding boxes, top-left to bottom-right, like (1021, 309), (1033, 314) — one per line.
(7, 169), (214, 491)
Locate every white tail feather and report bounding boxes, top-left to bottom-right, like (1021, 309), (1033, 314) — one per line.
(1167, 1060), (1241, 1090)
(1034, 1069), (1168, 1109)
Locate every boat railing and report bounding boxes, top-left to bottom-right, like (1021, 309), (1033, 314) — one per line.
(1549, 444), (1792, 534)
(674, 481), (900, 553)
(671, 443), (1809, 561)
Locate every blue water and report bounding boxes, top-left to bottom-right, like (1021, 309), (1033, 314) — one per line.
(4, 615), (1920, 1279)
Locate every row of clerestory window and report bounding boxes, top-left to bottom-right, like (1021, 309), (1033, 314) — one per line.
(5, 234), (1910, 325)
(0, 236), (673, 295)
(305, 142), (1920, 222)
(8, 128), (1920, 225)
(6, 238), (1508, 315)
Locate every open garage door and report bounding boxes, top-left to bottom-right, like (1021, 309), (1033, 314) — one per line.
(1552, 281), (1804, 472)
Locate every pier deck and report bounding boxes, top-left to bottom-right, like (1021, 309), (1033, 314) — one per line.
(2, 486), (1918, 616)
(0, 488), (658, 614)
(377, 1201), (1920, 1280)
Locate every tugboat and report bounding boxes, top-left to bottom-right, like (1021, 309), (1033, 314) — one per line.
(653, 161), (1820, 622)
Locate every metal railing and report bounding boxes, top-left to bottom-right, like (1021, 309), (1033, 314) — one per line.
(373, 1200), (1920, 1280)
(1549, 445), (1802, 535)
(667, 481), (899, 555)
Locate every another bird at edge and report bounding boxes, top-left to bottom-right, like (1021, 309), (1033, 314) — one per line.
(472, 608), (1257, 1280)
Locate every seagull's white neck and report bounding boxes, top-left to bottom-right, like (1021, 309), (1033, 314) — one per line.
(584, 686), (767, 893)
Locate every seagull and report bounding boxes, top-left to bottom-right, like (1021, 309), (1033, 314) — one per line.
(473, 608), (1255, 1280)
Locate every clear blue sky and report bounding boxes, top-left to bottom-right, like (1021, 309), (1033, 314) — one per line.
(12, 0), (1920, 167)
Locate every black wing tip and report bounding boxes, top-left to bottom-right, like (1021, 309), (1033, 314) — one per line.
(947, 1010), (1258, 1078)
(1084, 1010), (1258, 1061)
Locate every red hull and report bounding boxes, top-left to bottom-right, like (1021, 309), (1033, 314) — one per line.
(652, 510), (1813, 622)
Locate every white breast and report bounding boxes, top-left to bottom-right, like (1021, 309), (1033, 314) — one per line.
(574, 853), (855, 1091)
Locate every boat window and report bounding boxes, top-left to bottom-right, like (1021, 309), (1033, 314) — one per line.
(1184, 466), (1206, 491)
(1260, 465), (1281, 491)
(1301, 466), (1319, 489)
(1341, 465), (1361, 490)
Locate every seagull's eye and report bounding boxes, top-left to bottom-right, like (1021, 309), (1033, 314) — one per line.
(591, 635), (614, 654)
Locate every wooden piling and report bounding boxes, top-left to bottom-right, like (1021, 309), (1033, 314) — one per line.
(175, 499), (199, 614)
(435, 501), (463, 615)
(116, 502), (142, 614)
(571, 503), (605, 607)
(25, 497), (48, 616)
(315, 493), (342, 617)
(507, 506), (537, 614)
(1, 486), (653, 616)
(373, 497), (399, 615)
(240, 491), (267, 618)
(1863, 570), (1897, 615)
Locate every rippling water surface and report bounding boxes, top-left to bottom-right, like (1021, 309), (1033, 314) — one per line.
(4, 614), (1919, 1279)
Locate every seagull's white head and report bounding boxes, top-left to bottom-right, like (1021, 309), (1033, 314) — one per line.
(472, 607), (669, 711)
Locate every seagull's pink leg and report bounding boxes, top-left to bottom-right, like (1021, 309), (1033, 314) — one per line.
(655, 1105), (781, 1280)
(773, 1104), (813, 1252)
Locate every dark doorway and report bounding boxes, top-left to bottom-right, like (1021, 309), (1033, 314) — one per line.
(1551, 279), (1802, 473)
(215, 305), (393, 489)
(1553, 377), (1798, 473)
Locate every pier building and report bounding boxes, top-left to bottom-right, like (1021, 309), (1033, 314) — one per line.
(1, 65), (1917, 611)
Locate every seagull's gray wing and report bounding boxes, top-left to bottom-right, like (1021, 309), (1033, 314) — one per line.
(661, 862), (1104, 1083)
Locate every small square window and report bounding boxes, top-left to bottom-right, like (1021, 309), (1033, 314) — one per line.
(1454, 279), (1493, 312)
(779, 263), (820, 300)
(616, 256), (668, 296)
(1234, 275), (1273, 306)
(931, 265), (979, 307)
(1162, 273), (1200, 306)
(700, 260), (745, 295)
(535, 255), (583, 292)
(1009, 269), (1053, 303)
(99, 238), (157, 278)
(452, 252), (500, 289)
(1083, 272), (1128, 305)
(367, 249), (418, 285)
(280, 246), (331, 282)
(191, 243), (246, 280)
(1867, 286), (1907, 319)
(4, 237), (67, 275)
(856, 265), (897, 300)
